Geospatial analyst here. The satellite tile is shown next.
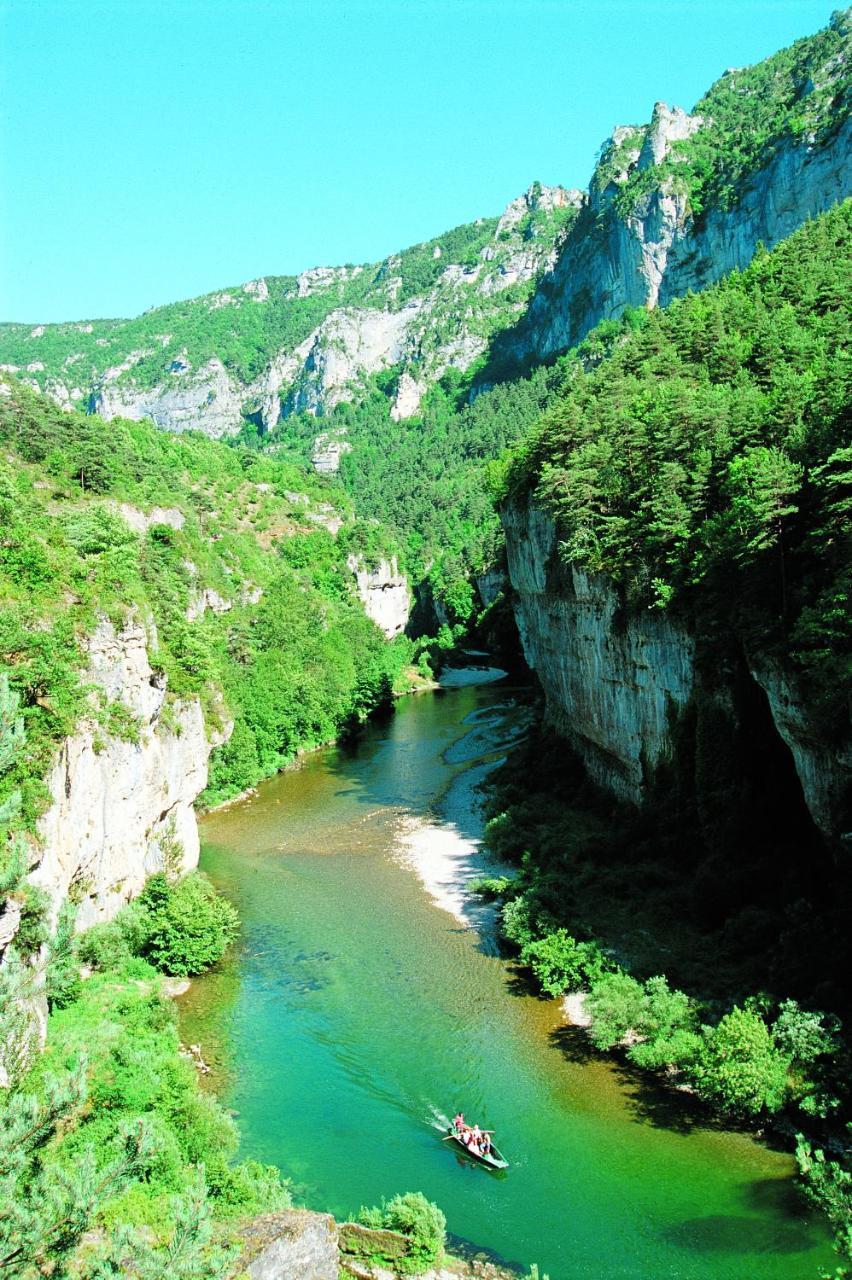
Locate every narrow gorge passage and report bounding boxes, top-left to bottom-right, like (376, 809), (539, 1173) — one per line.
(179, 675), (834, 1280)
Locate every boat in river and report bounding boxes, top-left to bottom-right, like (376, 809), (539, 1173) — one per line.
(446, 1126), (509, 1169)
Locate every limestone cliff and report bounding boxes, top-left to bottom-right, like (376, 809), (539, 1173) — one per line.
(494, 32), (852, 368)
(502, 503), (694, 804)
(5, 184), (577, 438)
(347, 556), (410, 638)
(28, 618), (226, 932)
(502, 501), (850, 841)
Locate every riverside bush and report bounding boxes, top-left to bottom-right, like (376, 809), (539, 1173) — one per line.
(79, 872), (239, 978)
(358, 1192), (447, 1275)
(586, 972), (647, 1050)
(586, 973), (701, 1071)
(796, 1135), (852, 1273)
(140, 873), (239, 976)
(521, 929), (612, 997)
(689, 1006), (791, 1115)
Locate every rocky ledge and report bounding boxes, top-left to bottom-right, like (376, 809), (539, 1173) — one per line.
(236, 1211), (517, 1280)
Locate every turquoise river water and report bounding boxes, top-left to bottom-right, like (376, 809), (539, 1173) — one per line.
(179, 672), (834, 1280)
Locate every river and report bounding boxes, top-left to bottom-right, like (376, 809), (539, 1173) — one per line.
(179, 671), (833, 1279)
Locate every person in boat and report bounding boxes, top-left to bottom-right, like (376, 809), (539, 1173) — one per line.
(468, 1124), (482, 1153)
(481, 1132), (492, 1157)
(452, 1111), (465, 1134)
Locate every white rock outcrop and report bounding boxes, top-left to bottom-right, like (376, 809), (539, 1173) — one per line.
(347, 556), (410, 638)
(29, 619), (226, 932)
(238, 1210), (339, 1280)
(185, 587), (232, 622)
(112, 502), (185, 534)
(312, 429), (352, 475)
(286, 305), (418, 417)
(94, 357), (245, 437)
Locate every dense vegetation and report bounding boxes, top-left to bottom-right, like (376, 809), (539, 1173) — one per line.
(0, 378), (412, 831)
(0, 885), (289, 1277)
(506, 200), (852, 725)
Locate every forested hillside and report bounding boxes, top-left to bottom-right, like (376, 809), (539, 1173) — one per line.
(508, 201), (852, 725)
(0, 379), (410, 830)
(0, 188), (577, 434)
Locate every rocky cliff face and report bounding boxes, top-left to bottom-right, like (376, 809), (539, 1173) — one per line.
(7, 184), (577, 438)
(92, 356), (246, 437)
(28, 618), (225, 932)
(500, 107), (852, 367)
(503, 501), (849, 839)
(347, 556), (410, 638)
(502, 503), (695, 803)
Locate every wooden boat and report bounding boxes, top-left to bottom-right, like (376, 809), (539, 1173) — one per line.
(445, 1126), (509, 1169)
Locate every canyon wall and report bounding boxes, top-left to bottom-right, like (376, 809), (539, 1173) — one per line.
(498, 110), (852, 368)
(502, 501), (850, 841)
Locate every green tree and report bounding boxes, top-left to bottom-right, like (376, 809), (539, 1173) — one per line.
(141, 873), (239, 976)
(796, 1133), (852, 1276)
(521, 929), (611, 997)
(586, 972), (646, 1051)
(690, 1006), (790, 1115)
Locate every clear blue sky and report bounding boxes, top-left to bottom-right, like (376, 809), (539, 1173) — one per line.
(0, 0), (836, 322)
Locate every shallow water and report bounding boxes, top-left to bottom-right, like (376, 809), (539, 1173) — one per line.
(180, 678), (833, 1279)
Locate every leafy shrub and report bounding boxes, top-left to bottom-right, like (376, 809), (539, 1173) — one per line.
(521, 929), (611, 997)
(796, 1135), (852, 1271)
(689, 1006), (791, 1115)
(772, 999), (839, 1065)
(140, 872), (239, 976)
(78, 899), (153, 972)
(468, 875), (514, 900)
(586, 972), (701, 1071)
(63, 505), (137, 557)
(586, 972), (647, 1050)
(208, 1158), (291, 1218)
(500, 895), (539, 949)
(359, 1193), (447, 1275)
(627, 977), (701, 1072)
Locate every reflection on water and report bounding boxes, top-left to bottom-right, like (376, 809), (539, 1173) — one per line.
(180, 678), (833, 1280)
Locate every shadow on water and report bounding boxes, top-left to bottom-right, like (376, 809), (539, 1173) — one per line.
(502, 963), (546, 1001)
(446, 1232), (527, 1277)
(659, 1213), (817, 1256)
(742, 1177), (812, 1219)
(547, 1022), (600, 1066)
(547, 1023), (731, 1134)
